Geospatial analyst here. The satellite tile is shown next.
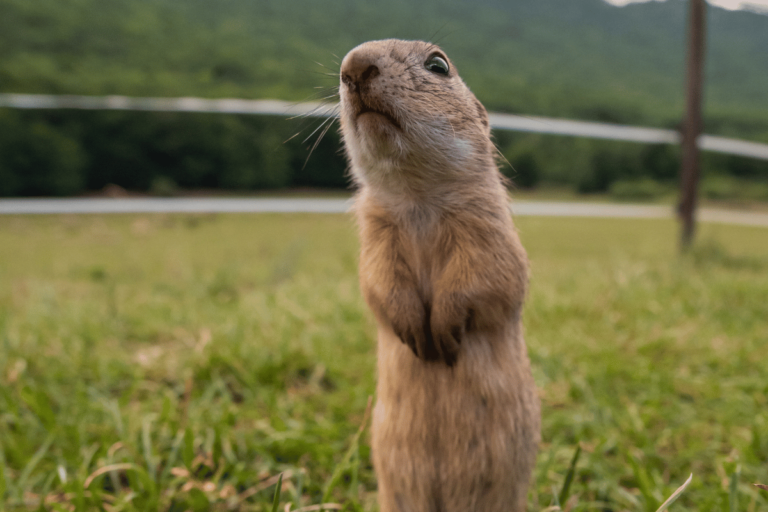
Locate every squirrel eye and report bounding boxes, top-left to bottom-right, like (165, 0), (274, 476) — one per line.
(425, 54), (449, 75)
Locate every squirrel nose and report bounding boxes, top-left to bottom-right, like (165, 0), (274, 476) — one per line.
(341, 51), (380, 91)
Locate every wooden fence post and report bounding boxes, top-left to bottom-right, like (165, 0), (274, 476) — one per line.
(679, 0), (707, 249)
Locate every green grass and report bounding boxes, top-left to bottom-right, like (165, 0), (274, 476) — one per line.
(1, 213), (767, 511)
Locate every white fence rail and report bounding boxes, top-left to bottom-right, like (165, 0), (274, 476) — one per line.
(2, 93), (768, 161)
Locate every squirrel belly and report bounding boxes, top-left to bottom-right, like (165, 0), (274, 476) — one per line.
(373, 324), (540, 512)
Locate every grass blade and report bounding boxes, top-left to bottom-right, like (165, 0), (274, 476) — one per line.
(322, 396), (372, 503)
(84, 463), (138, 488)
(349, 446), (359, 496)
(655, 473), (693, 512)
(159, 429), (185, 483)
(729, 466), (740, 512)
(16, 433), (54, 495)
(0, 444), (7, 504)
(293, 469), (305, 511)
(551, 485), (561, 508)
(628, 452), (660, 512)
(141, 415), (157, 482)
(271, 472), (284, 512)
(183, 427), (195, 469)
(558, 444), (581, 506)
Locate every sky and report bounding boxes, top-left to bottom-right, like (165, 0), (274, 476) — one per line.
(604, 0), (768, 11)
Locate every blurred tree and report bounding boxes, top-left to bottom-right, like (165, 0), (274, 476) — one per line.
(0, 111), (87, 196)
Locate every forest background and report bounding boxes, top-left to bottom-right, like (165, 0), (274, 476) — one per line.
(1, 0), (767, 198)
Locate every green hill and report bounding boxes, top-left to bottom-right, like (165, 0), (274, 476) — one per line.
(2, 0), (768, 138)
(1, 0), (766, 197)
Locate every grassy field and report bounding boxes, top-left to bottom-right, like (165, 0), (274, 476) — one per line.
(1, 213), (767, 511)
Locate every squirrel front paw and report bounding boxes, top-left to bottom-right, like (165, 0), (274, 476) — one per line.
(384, 289), (469, 366)
(386, 288), (438, 362)
(428, 293), (472, 367)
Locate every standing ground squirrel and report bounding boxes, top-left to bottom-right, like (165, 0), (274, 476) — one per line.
(339, 39), (541, 512)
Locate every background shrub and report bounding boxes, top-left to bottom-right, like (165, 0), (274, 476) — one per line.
(0, 110), (765, 198)
(609, 178), (670, 201)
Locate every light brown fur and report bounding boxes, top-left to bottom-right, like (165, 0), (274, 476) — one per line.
(339, 39), (540, 512)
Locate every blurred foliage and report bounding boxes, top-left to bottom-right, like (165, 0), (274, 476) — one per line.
(2, 0), (768, 132)
(609, 178), (672, 201)
(0, 113), (87, 196)
(497, 133), (767, 196)
(0, 110), (349, 196)
(1, 109), (766, 197)
(700, 174), (768, 201)
(1, 0), (767, 196)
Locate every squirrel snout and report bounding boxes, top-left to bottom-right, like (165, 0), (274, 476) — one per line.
(341, 51), (380, 92)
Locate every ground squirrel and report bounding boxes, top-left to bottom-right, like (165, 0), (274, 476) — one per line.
(339, 39), (541, 512)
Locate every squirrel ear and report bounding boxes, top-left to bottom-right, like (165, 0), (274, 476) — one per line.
(474, 97), (491, 135)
